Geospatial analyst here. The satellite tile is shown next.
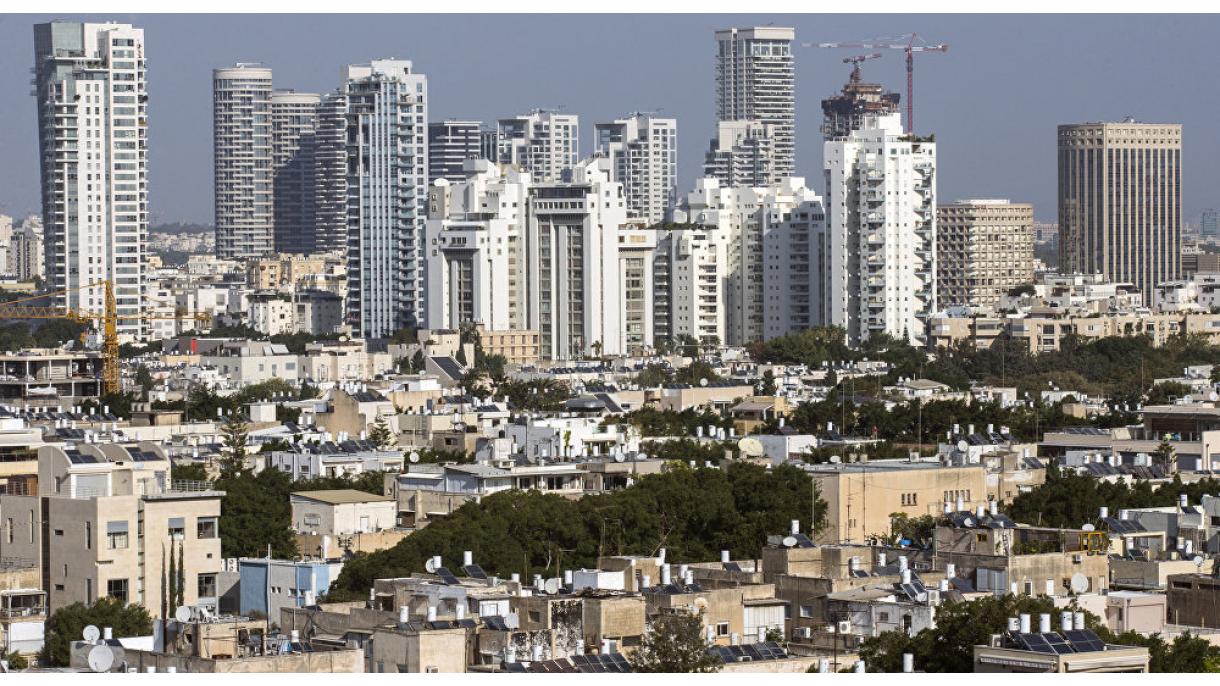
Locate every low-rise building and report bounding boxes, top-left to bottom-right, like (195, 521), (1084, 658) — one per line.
(290, 489), (397, 536)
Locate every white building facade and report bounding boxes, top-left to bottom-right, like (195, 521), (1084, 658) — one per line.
(594, 114), (677, 224)
(714, 27), (795, 184)
(496, 111), (578, 183)
(213, 63), (274, 260)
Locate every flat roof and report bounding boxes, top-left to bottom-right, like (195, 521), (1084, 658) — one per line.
(291, 489), (394, 504)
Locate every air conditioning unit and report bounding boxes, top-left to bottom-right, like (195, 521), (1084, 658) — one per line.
(796, 627), (812, 639)
(837, 620), (852, 634)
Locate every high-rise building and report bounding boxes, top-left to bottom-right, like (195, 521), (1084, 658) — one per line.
(425, 160), (530, 331)
(702, 120), (777, 190)
(428, 121), (495, 184)
(34, 21), (148, 340)
(497, 111), (579, 182)
(762, 192), (827, 339)
(714, 27), (795, 183)
(343, 60), (429, 339)
(313, 92), (349, 254)
(652, 226), (729, 346)
(213, 63), (274, 260)
(937, 200), (1034, 309)
(618, 223), (658, 352)
(821, 113), (936, 346)
(524, 157), (625, 360)
(270, 90), (321, 254)
(10, 216), (46, 282)
(1202, 209), (1218, 238)
(820, 66), (901, 141)
(594, 114), (677, 224)
(1058, 121), (1182, 302)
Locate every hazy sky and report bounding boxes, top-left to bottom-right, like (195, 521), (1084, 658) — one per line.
(2, 13), (1218, 225)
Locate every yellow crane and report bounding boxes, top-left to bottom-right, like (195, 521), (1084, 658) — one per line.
(0, 280), (211, 395)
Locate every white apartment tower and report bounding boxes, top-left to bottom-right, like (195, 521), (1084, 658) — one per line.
(34, 21), (148, 341)
(524, 157), (626, 360)
(343, 60), (429, 339)
(821, 113), (936, 346)
(497, 110), (579, 182)
(762, 193), (827, 339)
(270, 90), (322, 254)
(653, 225), (729, 347)
(714, 27), (795, 184)
(425, 160), (530, 331)
(11, 217), (47, 282)
(594, 114), (677, 224)
(213, 64), (274, 260)
(702, 120), (777, 189)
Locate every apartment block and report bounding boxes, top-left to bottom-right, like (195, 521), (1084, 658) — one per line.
(715, 26), (795, 183)
(702, 120), (776, 189)
(213, 63), (274, 260)
(497, 110), (578, 182)
(594, 114), (677, 224)
(428, 120), (494, 184)
(937, 200), (1035, 309)
(270, 90), (322, 254)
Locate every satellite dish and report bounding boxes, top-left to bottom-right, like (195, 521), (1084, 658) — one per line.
(1081, 523), (1095, 531)
(962, 517), (975, 528)
(1069, 573), (1089, 594)
(86, 645), (114, 673)
(544, 578), (561, 594)
(613, 452), (626, 463)
(504, 612), (520, 630)
(956, 440), (969, 452)
(408, 451), (420, 464)
(82, 624), (101, 642)
(425, 557), (439, 574)
(737, 437), (764, 457)
(174, 606), (193, 623)
(1211, 392), (1219, 402)
(782, 536), (798, 548)
(699, 378), (708, 387)
(1194, 555), (1205, 568)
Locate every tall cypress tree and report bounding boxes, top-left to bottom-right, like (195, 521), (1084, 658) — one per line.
(176, 541), (186, 608)
(167, 541), (176, 615)
(160, 545), (167, 620)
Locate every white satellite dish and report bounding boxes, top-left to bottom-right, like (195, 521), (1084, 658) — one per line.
(613, 452), (626, 463)
(543, 578), (561, 594)
(1081, 523), (1095, 532)
(782, 536), (798, 548)
(425, 557), (439, 574)
(1069, 573), (1089, 594)
(408, 451), (420, 464)
(82, 624), (101, 642)
(699, 378), (708, 387)
(86, 645), (115, 673)
(956, 440), (969, 452)
(738, 437), (764, 457)
(174, 606), (193, 623)
(1194, 555), (1205, 568)
(504, 612), (520, 630)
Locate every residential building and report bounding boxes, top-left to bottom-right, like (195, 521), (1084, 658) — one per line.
(822, 113), (936, 346)
(496, 110), (578, 182)
(1058, 121), (1182, 302)
(270, 90), (322, 254)
(290, 489), (397, 536)
(653, 224), (728, 346)
(475, 325), (540, 365)
(1202, 209), (1219, 238)
(314, 91), (349, 254)
(702, 120), (776, 189)
(34, 21), (148, 340)
(594, 114), (677, 224)
(213, 63), (274, 260)
(524, 157), (626, 359)
(428, 120), (493, 183)
(714, 27), (795, 183)
(343, 60), (429, 339)
(937, 199), (1035, 308)
(238, 557), (343, 620)
(973, 618), (1149, 672)
(618, 224), (658, 353)
(762, 190), (827, 338)
(9, 217), (45, 282)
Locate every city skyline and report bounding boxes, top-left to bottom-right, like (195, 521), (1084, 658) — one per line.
(2, 13), (1219, 225)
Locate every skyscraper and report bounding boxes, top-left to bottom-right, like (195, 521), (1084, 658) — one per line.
(1201, 209), (1218, 238)
(937, 200), (1034, 309)
(270, 90), (321, 254)
(428, 120), (494, 184)
(343, 60), (429, 339)
(714, 27), (795, 183)
(702, 120), (777, 189)
(821, 113), (936, 346)
(1058, 121), (1182, 302)
(34, 21), (148, 340)
(313, 92), (349, 254)
(497, 110), (579, 182)
(213, 63), (274, 260)
(594, 114), (677, 225)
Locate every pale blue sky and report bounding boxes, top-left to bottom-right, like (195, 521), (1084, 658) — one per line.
(1, 13), (1217, 225)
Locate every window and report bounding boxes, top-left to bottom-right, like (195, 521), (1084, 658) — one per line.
(799, 605), (814, 618)
(168, 517), (185, 538)
(198, 573), (217, 599)
(197, 517), (217, 539)
(107, 521), (129, 549)
(107, 578), (129, 603)
(716, 622), (730, 637)
(303, 514), (321, 529)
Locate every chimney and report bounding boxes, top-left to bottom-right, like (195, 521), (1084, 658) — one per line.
(641, 574), (651, 589)
(975, 505), (985, 519)
(564, 570), (574, 586)
(902, 654), (914, 673)
(103, 627), (113, 640)
(1039, 614), (1051, 633)
(1099, 506), (1109, 520)
(901, 569), (912, 584)
(532, 645), (544, 662)
(1180, 494), (1189, 509)
(658, 548), (667, 564)
(854, 661), (866, 673)
(601, 639), (612, 655)
(968, 424), (975, 435)
(1007, 617), (1020, 632)
(818, 659), (830, 673)
(511, 573), (520, 583)
(898, 556), (908, 572)
(1019, 614), (1031, 634)
(290, 630), (300, 643)
(878, 553), (887, 566)
(946, 563), (956, 579)
(938, 579), (949, 591)
(989, 501), (998, 516)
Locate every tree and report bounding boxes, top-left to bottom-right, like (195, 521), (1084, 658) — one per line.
(2, 650), (28, 670)
(629, 612), (723, 673)
(212, 467), (298, 559)
(410, 349), (426, 373)
(219, 412), (250, 474)
(756, 370), (777, 396)
(134, 364), (155, 393)
(41, 597), (152, 667)
(369, 415), (396, 450)
(1152, 436), (1177, 472)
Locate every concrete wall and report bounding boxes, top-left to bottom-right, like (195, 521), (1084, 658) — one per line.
(123, 647), (364, 673)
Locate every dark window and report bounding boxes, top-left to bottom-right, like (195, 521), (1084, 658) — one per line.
(107, 578), (129, 603)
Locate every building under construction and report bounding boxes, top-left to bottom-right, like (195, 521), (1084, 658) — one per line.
(820, 62), (901, 140)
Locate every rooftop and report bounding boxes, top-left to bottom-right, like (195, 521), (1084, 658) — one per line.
(290, 489), (394, 504)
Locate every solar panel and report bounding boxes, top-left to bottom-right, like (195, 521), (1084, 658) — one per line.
(66, 450), (99, 464)
(435, 567), (461, 585)
(1063, 630), (1105, 652)
(463, 564), (488, 580)
(850, 569), (868, 578)
(792, 533), (816, 548)
(1016, 633), (1054, 654)
(483, 615), (508, 631)
(1042, 632), (1075, 654)
(723, 562), (743, 573)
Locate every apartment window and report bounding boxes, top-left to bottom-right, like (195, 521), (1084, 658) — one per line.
(303, 514), (321, 529)
(107, 521), (130, 549)
(197, 517), (217, 539)
(799, 605), (814, 618)
(168, 517), (185, 538)
(528, 610), (542, 623)
(716, 622), (730, 637)
(198, 573), (217, 599)
(107, 578), (129, 603)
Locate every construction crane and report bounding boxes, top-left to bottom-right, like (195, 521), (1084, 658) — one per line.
(0, 280), (211, 395)
(813, 33), (948, 134)
(843, 53), (882, 84)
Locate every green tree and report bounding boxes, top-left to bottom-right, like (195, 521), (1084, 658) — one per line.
(134, 364), (154, 393)
(629, 612), (723, 673)
(369, 416), (396, 450)
(219, 412), (250, 474)
(172, 462), (209, 483)
(212, 467), (298, 559)
(1152, 437), (1177, 471)
(410, 349), (426, 373)
(2, 650), (28, 670)
(756, 370), (777, 396)
(41, 598), (152, 667)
